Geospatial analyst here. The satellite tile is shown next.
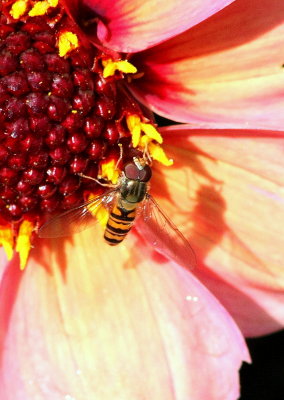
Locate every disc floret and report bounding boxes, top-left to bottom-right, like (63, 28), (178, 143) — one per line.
(0, 0), (173, 268)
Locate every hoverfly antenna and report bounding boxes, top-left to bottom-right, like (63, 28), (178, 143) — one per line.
(115, 143), (123, 170)
(133, 157), (145, 170)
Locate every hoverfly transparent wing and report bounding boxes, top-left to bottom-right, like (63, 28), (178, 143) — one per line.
(38, 190), (117, 238)
(136, 194), (197, 270)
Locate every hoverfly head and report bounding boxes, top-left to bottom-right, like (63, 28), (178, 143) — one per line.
(123, 157), (152, 182)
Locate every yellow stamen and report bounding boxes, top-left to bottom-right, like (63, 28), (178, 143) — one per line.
(0, 226), (14, 261)
(29, 1), (50, 16)
(58, 32), (79, 57)
(102, 59), (137, 78)
(139, 134), (151, 148)
(99, 159), (119, 185)
(126, 115), (141, 148)
(127, 114), (163, 148)
(87, 194), (109, 227)
(47, 0), (58, 6)
(148, 142), (174, 166)
(116, 60), (137, 74)
(28, 0), (58, 16)
(15, 220), (34, 270)
(102, 61), (116, 79)
(141, 123), (163, 144)
(10, 0), (29, 19)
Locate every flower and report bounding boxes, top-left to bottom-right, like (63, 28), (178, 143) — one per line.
(1, 0), (284, 398)
(61, 0), (284, 337)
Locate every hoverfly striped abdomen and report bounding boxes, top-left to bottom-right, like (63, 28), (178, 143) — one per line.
(104, 203), (136, 245)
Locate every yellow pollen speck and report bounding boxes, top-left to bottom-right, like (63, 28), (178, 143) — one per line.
(99, 159), (119, 184)
(71, 110), (78, 114)
(102, 59), (137, 78)
(58, 32), (79, 57)
(87, 194), (109, 227)
(10, 0), (28, 19)
(0, 226), (14, 261)
(15, 220), (34, 270)
(148, 142), (174, 166)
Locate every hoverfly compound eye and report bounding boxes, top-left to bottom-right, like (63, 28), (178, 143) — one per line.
(124, 162), (152, 182)
(124, 162), (140, 180)
(139, 164), (152, 182)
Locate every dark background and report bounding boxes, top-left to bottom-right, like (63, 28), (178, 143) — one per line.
(240, 330), (284, 400)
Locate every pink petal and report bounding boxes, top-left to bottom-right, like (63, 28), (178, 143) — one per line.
(152, 125), (284, 336)
(131, 0), (284, 130)
(0, 231), (248, 399)
(68, 0), (236, 52)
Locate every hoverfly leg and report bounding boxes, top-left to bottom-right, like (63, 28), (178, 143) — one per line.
(141, 141), (153, 166)
(77, 173), (117, 188)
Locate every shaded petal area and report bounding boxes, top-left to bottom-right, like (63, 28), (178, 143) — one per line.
(132, 0), (284, 130)
(65, 0), (236, 52)
(0, 231), (248, 400)
(153, 125), (284, 336)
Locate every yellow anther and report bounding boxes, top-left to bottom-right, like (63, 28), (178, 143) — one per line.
(102, 60), (117, 79)
(116, 60), (137, 74)
(102, 59), (137, 78)
(139, 134), (151, 148)
(10, 0), (28, 19)
(127, 114), (163, 149)
(148, 142), (174, 166)
(29, 1), (50, 16)
(99, 159), (119, 185)
(58, 32), (79, 57)
(131, 129), (141, 148)
(87, 194), (109, 227)
(126, 115), (141, 148)
(48, 0), (58, 6)
(140, 123), (163, 144)
(28, 0), (58, 16)
(15, 220), (34, 270)
(0, 226), (14, 261)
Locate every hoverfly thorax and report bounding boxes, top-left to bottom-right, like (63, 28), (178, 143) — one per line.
(120, 158), (152, 205)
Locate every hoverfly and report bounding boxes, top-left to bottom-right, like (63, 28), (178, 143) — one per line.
(39, 157), (196, 269)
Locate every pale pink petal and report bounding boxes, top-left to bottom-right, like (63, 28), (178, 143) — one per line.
(131, 0), (284, 130)
(151, 125), (284, 336)
(68, 0), (236, 52)
(0, 249), (7, 280)
(0, 231), (248, 399)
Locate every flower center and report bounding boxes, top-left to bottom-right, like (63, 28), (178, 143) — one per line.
(0, 0), (172, 268)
